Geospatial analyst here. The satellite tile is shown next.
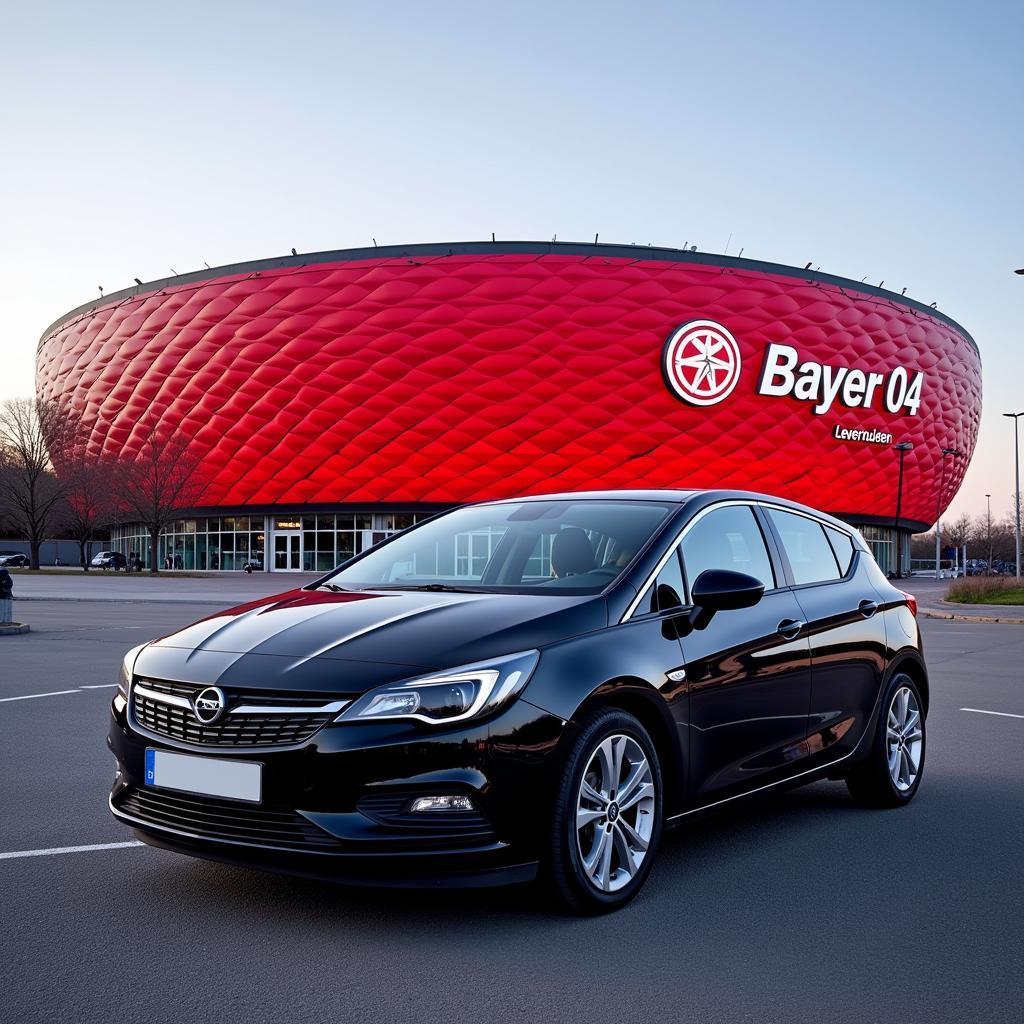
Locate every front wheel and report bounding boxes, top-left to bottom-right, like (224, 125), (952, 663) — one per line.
(846, 672), (926, 807)
(545, 709), (664, 914)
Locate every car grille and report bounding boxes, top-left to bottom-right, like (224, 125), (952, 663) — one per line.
(132, 678), (339, 748)
(116, 786), (342, 851)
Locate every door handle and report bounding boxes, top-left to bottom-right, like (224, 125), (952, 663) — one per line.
(777, 618), (804, 640)
(858, 600), (878, 618)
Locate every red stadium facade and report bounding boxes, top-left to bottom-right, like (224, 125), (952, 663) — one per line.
(37, 241), (981, 573)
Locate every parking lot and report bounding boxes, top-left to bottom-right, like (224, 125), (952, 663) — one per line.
(2, 582), (1022, 1023)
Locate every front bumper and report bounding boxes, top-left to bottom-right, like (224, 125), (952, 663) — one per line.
(108, 694), (566, 888)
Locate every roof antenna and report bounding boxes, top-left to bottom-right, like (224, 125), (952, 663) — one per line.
(804, 262), (813, 270)
(133, 277), (142, 285)
(203, 261), (211, 269)
(97, 285), (104, 295)
(901, 287), (907, 295)
(878, 280), (884, 288)
(291, 248), (297, 256)
(594, 233), (599, 244)
(737, 247), (744, 258)
(491, 232), (495, 242)
(169, 267), (178, 275)
(724, 232), (732, 254)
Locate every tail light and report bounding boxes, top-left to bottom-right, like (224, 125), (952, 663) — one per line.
(898, 589), (918, 617)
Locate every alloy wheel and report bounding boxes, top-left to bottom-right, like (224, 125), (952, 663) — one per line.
(886, 686), (923, 792)
(575, 734), (656, 893)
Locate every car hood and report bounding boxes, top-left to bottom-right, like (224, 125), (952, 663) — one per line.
(133, 587), (607, 696)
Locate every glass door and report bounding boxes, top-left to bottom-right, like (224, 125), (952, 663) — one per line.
(273, 532), (302, 571)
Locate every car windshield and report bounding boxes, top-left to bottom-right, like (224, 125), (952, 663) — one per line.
(321, 499), (676, 595)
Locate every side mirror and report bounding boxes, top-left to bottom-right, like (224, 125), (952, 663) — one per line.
(689, 569), (765, 630)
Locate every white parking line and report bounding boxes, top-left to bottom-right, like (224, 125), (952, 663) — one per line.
(0, 841), (145, 861)
(960, 707), (1024, 720)
(0, 689), (80, 703)
(0, 684), (116, 703)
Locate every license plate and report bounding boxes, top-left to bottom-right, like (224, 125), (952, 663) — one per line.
(144, 748), (262, 804)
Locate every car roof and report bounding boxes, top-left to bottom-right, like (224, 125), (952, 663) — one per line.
(473, 488), (857, 534)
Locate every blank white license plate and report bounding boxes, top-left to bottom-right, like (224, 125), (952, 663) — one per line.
(144, 748), (262, 804)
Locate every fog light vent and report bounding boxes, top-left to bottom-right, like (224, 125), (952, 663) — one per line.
(409, 794), (476, 813)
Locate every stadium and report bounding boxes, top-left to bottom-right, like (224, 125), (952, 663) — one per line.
(36, 241), (982, 574)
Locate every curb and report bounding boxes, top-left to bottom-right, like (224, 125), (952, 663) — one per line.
(0, 623), (30, 635)
(920, 606), (1024, 625)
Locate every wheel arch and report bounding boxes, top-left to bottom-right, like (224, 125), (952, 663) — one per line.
(568, 679), (685, 814)
(887, 649), (930, 716)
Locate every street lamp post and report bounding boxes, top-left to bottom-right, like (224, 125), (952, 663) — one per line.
(986, 493), (992, 574)
(1004, 412), (1024, 578)
(893, 441), (914, 579)
(934, 447), (962, 578)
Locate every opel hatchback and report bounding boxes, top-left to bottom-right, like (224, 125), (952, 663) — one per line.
(108, 490), (927, 912)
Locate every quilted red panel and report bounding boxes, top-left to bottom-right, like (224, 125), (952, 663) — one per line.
(36, 248), (981, 527)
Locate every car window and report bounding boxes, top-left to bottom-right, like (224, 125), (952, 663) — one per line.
(642, 548), (686, 614)
(824, 526), (855, 576)
(327, 499), (674, 595)
(681, 505), (775, 592)
(767, 508), (841, 585)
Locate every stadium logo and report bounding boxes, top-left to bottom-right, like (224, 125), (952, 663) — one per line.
(662, 320), (742, 407)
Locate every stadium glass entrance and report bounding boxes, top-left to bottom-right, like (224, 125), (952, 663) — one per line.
(111, 513), (427, 573)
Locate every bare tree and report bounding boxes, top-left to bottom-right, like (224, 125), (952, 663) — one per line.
(0, 398), (69, 569)
(117, 424), (203, 573)
(47, 409), (119, 571)
(945, 512), (973, 552)
(60, 449), (116, 570)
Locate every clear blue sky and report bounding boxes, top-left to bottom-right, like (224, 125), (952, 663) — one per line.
(1, 0), (1020, 522)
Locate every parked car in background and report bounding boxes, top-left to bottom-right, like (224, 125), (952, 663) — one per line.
(110, 489), (929, 913)
(91, 551), (126, 570)
(0, 553), (30, 568)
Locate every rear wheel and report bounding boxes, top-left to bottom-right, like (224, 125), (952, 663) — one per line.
(545, 709), (663, 914)
(846, 672), (926, 807)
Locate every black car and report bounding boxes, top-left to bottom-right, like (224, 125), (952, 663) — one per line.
(91, 550), (126, 570)
(108, 490), (927, 912)
(0, 553), (30, 568)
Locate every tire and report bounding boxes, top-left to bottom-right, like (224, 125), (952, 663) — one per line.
(545, 708), (664, 914)
(846, 672), (926, 807)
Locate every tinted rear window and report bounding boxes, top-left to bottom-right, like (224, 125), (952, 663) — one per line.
(824, 526), (855, 576)
(767, 508), (841, 586)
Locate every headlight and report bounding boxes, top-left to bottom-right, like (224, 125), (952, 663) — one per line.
(118, 643), (148, 698)
(336, 650), (539, 726)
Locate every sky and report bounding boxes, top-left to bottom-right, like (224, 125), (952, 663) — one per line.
(1, 0), (1021, 523)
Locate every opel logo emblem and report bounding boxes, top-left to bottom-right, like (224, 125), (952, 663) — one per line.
(662, 319), (742, 407)
(193, 686), (226, 724)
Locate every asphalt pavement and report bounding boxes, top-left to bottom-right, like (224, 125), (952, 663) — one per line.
(1, 591), (1022, 1023)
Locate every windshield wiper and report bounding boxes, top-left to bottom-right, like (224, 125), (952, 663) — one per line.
(314, 582), (349, 592)
(371, 583), (484, 593)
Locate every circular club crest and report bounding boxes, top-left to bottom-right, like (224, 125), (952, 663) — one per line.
(662, 320), (742, 406)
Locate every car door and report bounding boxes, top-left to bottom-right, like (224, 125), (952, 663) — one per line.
(762, 508), (889, 766)
(678, 503), (813, 799)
